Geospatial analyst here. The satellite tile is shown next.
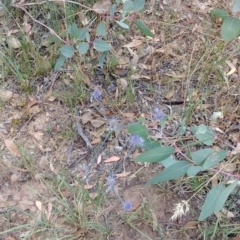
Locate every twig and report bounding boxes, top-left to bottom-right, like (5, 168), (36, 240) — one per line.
(75, 107), (92, 149)
(83, 130), (113, 180)
(68, 152), (89, 169)
(16, 0), (93, 11)
(11, 4), (66, 44)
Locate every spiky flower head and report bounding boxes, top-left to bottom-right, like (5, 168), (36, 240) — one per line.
(122, 200), (133, 212)
(107, 117), (120, 131)
(129, 134), (145, 148)
(92, 88), (102, 101)
(152, 108), (165, 121)
(106, 175), (116, 192)
(170, 200), (190, 221)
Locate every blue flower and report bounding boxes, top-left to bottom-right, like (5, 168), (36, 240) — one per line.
(152, 108), (164, 121)
(122, 200), (133, 211)
(92, 88), (102, 101)
(129, 134), (145, 147)
(106, 175), (116, 192)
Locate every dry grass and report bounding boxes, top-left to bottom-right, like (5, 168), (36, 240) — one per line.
(0, 1), (240, 239)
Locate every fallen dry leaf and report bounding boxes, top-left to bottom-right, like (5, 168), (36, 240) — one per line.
(0, 89), (13, 102)
(90, 119), (105, 128)
(46, 202), (52, 221)
(89, 192), (98, 199)
(23, 15), (32, 35)
(81, 111), (93, 125)
(131, 54), (139, 66)
(221, 207), (235, 218)
(123, 112), (135, 118)
(8, 36), (21, 49)
(35, 200), (43, 211)
(123, 39), (142, 48)
(91, 138), (101, 145)
(165, 89), (174, 99)
(28, 105), (41, 114)
(93, 0), (111, 14)
(47, 96), (56, 102)
(62, 191), (72, 198)
(116, 171), (131, 177)
(39, 156), (48, 169)
(6, 237), (16, 240)
(226, 61), (237, 76)
(220, 162), (236, 173)
(83, 73), (92, 88)
(4, 139), (21, 157)
(10, 173), (21, 183)
(211, 175), (218, 187)
(84, 184), (95, 190)
(130, 198), (141, 211)
(97, 154), (102, 164)
(184, 221), (199, 229)
(26, 99), (38, 110)
(115, 86), (119, 99)
(117, 78), (128, 90)
(28, 131), (44, 142)
(104, 156), (120, 163)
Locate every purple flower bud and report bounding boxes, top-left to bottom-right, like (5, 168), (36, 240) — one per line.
(122, 200), (133, 211)
(92, 88), (102, 101)
(129, 134), (145, 147)
(152, 108), (164, 121)
(106, 175), (116, 192)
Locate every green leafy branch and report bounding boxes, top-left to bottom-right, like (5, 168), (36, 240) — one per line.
(54, 0), (155, 71)
(211, 0), (240, 41)
(128, 121), (240, 221)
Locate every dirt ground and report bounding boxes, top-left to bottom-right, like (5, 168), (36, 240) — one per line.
(1, 0), (240, 239)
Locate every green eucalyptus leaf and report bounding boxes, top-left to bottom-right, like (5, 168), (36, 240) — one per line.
(198, 124), (207, 134)
(59, 45), (74, 58)
(210, 8), (229, 20)
(135, 20), (154, 38)
(133, 0), (145, 11)
(147, 161), (189, 184)
(110, 3), (117, 16)
(68, 23), (79, 39)
(93, 40), (112, 51)
(215, 181), (238, 212)
(191, 124), (215, 146)
(161, 156), (179, 168)
(221, 17), (240, 41)
(232, 0), (240, 13)
(76, 42), (89, 54)
(54, 55), (65, 71)
(190, 148), (215, 165)
(123, 0), (133, 11)
(128, 123), (149, 138)
(116, 20), (129, 29)
(99, 51), (108, 68)
(187, 166), (203, 177)
(202, 150), (227, 169)
(134, 146), (174, 163)
(142, 138), (160, 150)
(198, 183), (225, 221)
(96, 21), (107, 37)
(78, 28), (89, 41)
